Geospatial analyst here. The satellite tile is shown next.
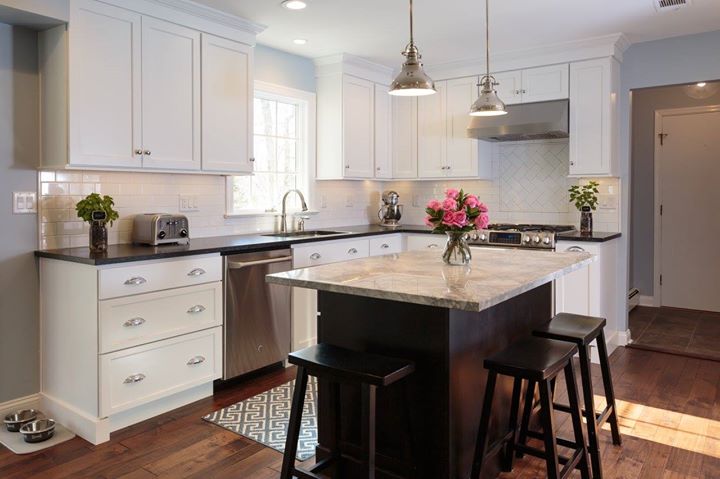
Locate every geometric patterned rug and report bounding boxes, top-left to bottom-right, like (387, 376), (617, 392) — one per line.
(202, 376), (318, 460)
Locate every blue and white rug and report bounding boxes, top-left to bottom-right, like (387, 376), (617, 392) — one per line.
(203, 377), (318, 460)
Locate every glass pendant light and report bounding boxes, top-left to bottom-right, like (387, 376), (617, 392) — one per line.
(470, 0), (507, 116)
(389, 0), (436, 96)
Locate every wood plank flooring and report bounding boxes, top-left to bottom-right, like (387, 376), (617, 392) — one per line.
(2, 347), (719, 478)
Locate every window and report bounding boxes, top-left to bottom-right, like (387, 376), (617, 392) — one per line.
(228, 83), (314, 214)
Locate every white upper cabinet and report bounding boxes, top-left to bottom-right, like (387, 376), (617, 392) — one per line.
(492, 64), (569, 105)
(417, 81), (447, 178)
(445, 77), (481, 177)
(569, 58), (619, 177)
(68, 0), (142, 168)
(373, 84), (392, 179)
(201, 34), (253, 173)
(141, 18), (201, 170)
(342, 75), (375, 178)
(391, 96), (418, 178)
(492, 70), (522, 105)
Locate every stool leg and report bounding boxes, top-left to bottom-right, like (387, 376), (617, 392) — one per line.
(538, 379), (560, 479)
(564, 362), (591, 479)
(280, 366), (309, 479)
(360, 383), (377, 479)
(502, 377), (522, 472)
(516, 379), (536, 458)
(597, 331), (622, 446)
(578, 345), (603, 479)
(401, 382), (417, 478)
(329, 381), (343, 476)
(471, 371), (497, 479)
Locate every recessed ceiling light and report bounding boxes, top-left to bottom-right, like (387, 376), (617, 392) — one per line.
(293, 38), (307, 45)
(282, 0), (307, 10)
(696, 82), (707, 87)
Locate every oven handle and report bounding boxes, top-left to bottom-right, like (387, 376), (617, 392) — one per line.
(227, 255), (294, 269)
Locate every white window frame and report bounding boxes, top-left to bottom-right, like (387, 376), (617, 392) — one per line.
(225, 81), (316, 217)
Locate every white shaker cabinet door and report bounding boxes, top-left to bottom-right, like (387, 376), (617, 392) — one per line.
(68, 0), (142, 168)
(342, 75), (375, 178)
(392, 96), (418, 178)
(445, 77), (479, 177)
(201, 34), (253, 173)
(141, 17), (201, 170)
(521, 64), (569, 103)
(417, 81), (447, 178)
(491, 70), (522, 105)
(374, 84), (392, 179)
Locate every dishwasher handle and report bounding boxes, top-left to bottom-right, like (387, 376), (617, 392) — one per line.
(227, 255), (293, 269)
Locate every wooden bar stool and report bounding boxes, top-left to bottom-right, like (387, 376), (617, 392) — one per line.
(279, 343), (415, 479)
(529, 313), (622, 479)
(471, 337), (590, 479)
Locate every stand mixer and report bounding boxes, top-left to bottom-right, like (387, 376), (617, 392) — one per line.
(378, 190), (403, 227)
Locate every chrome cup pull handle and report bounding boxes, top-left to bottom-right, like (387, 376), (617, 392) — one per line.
(566, 246), (586, 252)
(187, 305), (206, 314)
(124, 276), (147, 286)
(427, 244), (439, 249)
(186, 355), (206, 366)
(347, 248), (358, 254)
(380, 243), (390, 249)
(123, 317), (146, 328)
(123, 373), (146, 384)
(187, 268), (206, 277)
(310, 253), (321, 260)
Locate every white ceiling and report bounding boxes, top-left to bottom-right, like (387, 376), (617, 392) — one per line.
(195, 0), (720, 68)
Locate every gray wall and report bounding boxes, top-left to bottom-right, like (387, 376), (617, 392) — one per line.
(254, 44), (316, 92)
(631, 84), (720, 296)
(620, 29), (720, 299)
(0, 23), (39, 403)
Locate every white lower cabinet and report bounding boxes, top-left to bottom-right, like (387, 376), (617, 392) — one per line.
(40, 254), (223, 444)
(405, 234), (445, 251)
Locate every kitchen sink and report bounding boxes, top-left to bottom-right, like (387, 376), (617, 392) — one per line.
(262, 230), (351, 238)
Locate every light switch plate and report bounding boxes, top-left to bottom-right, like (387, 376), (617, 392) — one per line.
(179, 195), (199, 212)
(13, 192), (37, 214)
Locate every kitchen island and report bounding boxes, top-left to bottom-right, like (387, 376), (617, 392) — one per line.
(267, 248), (593, 479)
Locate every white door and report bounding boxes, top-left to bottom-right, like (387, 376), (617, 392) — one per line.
(417, 81), (446, 178)
(445, 77), (479, 177)
(374, 84), (392, 179)
(659, 109), (720, 312)
(392, 96), (418, 178)
(491, 70), (522, 105)
(201, 34), (253, 173)
(521, 64), (569, 103)
(68, 0), (142, 168)
(342, 75), (374, 178)
(141, 17), (201, 170)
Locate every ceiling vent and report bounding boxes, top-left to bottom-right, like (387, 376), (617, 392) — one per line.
(654, 0), (691, 13)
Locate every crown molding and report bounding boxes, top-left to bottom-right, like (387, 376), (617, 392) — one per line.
(315, 53), (394, 84)
(426, 33), (630, 80)
(143, 0), (266, 34)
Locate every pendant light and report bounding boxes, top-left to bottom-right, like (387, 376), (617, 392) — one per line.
(470, 0), (507, 116)
(389, 0), (436, 96)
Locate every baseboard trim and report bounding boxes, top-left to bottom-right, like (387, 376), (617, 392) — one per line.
(639, 295), (657, 307)
(0, 393), (41, 415)
(40, 393), (110, 445)
(617, 329), (632, 346)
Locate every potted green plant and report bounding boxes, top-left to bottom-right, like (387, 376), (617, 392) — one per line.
(568, 181), (599, 235)
(75, 193), (119, 253)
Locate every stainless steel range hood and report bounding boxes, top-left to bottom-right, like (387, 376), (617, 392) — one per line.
(467, 99), (569, 142)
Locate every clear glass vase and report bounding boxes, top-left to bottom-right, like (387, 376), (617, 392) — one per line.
(442, 231), (472, 266)
(89, 221), (108, 253)
(580, 206), (593, 236)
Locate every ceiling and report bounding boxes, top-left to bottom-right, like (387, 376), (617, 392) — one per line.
(195, 0), (720, 67)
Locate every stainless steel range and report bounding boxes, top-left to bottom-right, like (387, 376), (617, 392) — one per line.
(468, 223), (576, 250)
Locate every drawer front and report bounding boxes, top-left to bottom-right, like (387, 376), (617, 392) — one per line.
(369, 234), (402, 256)
(99, 254), (221, 299)
(99, 282), (222, 354)
(293, 239), (369, 268)
(100, 327), (222, 416)
(405, 234), (444, 251)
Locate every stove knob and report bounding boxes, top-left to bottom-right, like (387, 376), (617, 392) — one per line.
(179, 229), (188, 238)
(533, 235), (541, 244)
(470, 233), (479, 241)
(523, 235), (531, 244)
(543, 236), (551, 245)
(479, 233), (487, 241)
(157, 231), (166, 240)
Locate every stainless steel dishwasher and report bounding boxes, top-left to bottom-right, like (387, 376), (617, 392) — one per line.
(224, 249), (292, 379)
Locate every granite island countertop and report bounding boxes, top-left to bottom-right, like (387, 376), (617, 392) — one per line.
(266, 248), (594, 312)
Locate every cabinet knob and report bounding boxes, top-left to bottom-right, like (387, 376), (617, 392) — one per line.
(345, 165), (350, 169)
(134, 149), (143, 155)
(187, 304), (206, 314)
(124, 373), (146, 384)
(522, 89), (527, 94)
(249, 157), (256, 162)
(143, 150), (151, 156)
(376, 167), (381, 171)
(570, 161), (575, 166)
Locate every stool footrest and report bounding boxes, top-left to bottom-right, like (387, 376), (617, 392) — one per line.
(291, 468), (323, 479)
(525, 429), (578, 451)
(560, 448), (585, 478)
(485, 430), (516, 458)
(597, 405), (613, 427)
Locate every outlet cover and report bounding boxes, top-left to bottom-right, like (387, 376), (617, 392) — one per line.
(13, 192), (37, 214)
(179, 195), (199, 212)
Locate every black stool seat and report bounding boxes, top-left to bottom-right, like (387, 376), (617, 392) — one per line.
(485, 337), (578, 381)
(534, 313), (606, 345)
(289, 343), (415, 387)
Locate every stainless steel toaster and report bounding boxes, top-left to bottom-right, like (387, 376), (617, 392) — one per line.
(132, 214), (190, 246)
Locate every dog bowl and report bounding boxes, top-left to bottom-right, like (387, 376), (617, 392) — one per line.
(3, 409), (39, 432)
(19, 418), (55, 443)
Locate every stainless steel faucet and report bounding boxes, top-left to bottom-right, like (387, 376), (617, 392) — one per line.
(280, 189), (309, 233)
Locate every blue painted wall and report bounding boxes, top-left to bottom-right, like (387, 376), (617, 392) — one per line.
(254, 44), (316, 92)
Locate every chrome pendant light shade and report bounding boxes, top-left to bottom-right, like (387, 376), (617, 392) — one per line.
(389, 0), (436, 96)
(469, 0), (507, 116)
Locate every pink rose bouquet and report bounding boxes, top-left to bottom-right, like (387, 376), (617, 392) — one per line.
(424, 188), (490, 233)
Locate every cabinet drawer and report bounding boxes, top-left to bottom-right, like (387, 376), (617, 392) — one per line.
(99, 282), (222, 354)
(405, 234), (444, 251)
(369, 235), (402, 256)
(98, 254), (221, 299)
(99, 327), (222, 416)
(293, 239), (369, 268)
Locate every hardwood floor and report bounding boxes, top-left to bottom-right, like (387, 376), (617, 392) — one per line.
(2, 347), (719, 478)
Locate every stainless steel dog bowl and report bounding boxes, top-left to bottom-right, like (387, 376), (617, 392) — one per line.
(19, 418), (55, 443)
(3, 409), (39, 432)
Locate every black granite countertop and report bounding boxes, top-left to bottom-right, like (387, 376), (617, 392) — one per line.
(34, 224), (434, 265)
(555, 231), (621, 242)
